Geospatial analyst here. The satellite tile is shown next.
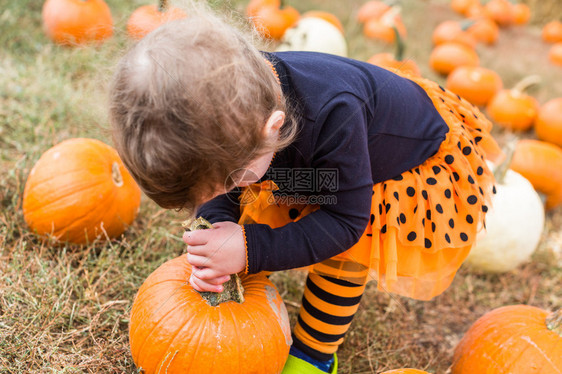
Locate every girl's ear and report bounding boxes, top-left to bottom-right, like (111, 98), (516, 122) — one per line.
(262, 110), (285, 138)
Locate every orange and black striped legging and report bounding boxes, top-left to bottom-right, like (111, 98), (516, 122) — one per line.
(292, 271), (368, 361)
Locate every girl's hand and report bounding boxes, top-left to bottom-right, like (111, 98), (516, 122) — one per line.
(182, 221), (246, 293)
(189, 271), (231, 293)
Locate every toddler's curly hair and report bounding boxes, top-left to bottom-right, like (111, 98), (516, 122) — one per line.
(109, 9), (296, 213)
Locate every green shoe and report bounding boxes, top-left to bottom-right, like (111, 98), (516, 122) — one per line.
(282, 353), (337, 374)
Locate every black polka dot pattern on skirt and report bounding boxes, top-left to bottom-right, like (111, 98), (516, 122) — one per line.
(362, 75), (498, 259)
(288, 208), (300, 220)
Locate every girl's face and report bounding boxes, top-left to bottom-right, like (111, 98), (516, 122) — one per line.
(198, 110), (284, 204)
(234, 151), (274, 187)
(200, 151), (275, 203)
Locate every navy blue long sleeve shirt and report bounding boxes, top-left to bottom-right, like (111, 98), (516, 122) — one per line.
(197, 51), (449, 274)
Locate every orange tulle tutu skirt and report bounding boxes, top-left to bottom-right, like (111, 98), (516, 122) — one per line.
(239, 75), (501, 301)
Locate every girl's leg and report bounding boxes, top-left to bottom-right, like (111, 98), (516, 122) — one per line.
(292, 267), (367, 363)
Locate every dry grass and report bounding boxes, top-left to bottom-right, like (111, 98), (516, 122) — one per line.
(1, 0), (561, 373)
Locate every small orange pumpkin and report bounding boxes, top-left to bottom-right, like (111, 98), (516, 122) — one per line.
(126, 0), (187, 40)
(450, 0), (479, 16)
(512, 3), (531, 25)
(510, 139), (562, 210)
(367, 27), (421, 77)
(549, 42), (562, 67)
(542, 20), (562, 43)
(486, 75), (541, 131)
(429, 42), (479, 76)
(356, 0), (391, 24)
(42, 0), (113, 46)
(483, 0), (514, 27)
(252, 4), (300, 40)
(465, 2), (488, 19)
(535, 97), (562, 148)
(23, 138), (141, 244)
(446, 66), (503, 106)
(367, 53), (421, 77)
(452, 305), (562, 373)
(466, 17), (500, 45)
(245, 0), (280, 18)
(432, 20), (478, 49)
(363, 6), (407, 44)
(129, 219), (292, 374)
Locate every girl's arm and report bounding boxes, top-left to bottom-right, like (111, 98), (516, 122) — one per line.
(186, 190), (243, 293)
(195, 189), (241, 223)
(243, 190), (373, 272)
(244, 94), (374, 273)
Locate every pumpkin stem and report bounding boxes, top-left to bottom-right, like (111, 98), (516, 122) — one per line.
(460, 19), (476, 31)
(512, 74), (541, 96)
(546, 308), (562, 337)
(198, 275), (245, 307)
(493, 137), (517, 184)
(381, 5), (401, 27)
(158, 0), (169, 12)
(392, 25), (404, 61)
(111, 162), (124, 187)
(182, 217), (245, 307)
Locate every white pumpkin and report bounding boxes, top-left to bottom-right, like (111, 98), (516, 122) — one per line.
(466, 163), (545, 273)
(275, 17), (348, 57)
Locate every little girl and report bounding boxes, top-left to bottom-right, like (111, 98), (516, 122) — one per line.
(109, 7), (500, 374)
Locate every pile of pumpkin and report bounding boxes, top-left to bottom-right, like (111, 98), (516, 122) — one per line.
(24, 0), (561, 373)
(42, 0), (188, 45)
(247, 0), (562, 265)
(242, 1), (562, 370)
(423, 0), (562, 275)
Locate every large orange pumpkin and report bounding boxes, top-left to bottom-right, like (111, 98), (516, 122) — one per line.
(23, 138), (141, 244)
(42, 0), (113, 46)
(446, 66), (502, 106)
(429, 42), (479, 76)
(510, 139), (562, 210)
(535, 97), (562, 147)
(486, 75), (540, 131)
(129, 218), (292, 374)
(126, 0), (187, 40)
(452, 305), (562, 373)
